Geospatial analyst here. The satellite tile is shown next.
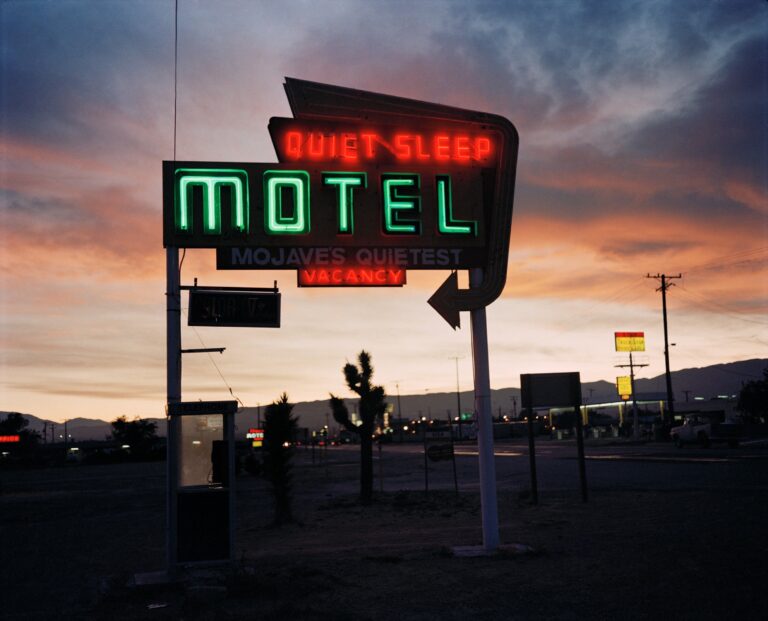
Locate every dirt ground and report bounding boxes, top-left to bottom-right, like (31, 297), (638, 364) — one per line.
(2, 447), (766, 620)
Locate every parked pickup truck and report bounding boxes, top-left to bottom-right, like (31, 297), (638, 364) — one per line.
(670, 413), (743, 448)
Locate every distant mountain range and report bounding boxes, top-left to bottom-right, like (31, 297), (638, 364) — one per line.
(4, 358), (765, 441)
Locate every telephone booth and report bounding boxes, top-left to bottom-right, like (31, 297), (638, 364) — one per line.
(166, 400), (238, 569)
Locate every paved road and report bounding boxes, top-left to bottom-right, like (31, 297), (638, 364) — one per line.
(317, 437), (768, 496)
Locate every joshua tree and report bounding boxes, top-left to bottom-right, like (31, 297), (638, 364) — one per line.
(263, 393), (298, 524)
(329, 350), (387, 504)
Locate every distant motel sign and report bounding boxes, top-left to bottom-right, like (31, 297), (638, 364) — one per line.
(163, 79), (518, 304)
(246, 428), (264, 448)
(614, 331), (645, 352)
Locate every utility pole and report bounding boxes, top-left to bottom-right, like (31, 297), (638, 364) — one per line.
(647, 273), (681, 427)
(615, 353), (649, 439)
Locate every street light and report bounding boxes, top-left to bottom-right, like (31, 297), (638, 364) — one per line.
(395, 382), (403, 442)
(450, 355), (463, 438)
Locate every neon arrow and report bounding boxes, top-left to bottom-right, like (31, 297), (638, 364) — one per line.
(427, 270), (461, 329)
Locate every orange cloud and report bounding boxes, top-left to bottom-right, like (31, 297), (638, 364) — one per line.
(503, 209), (767, 307)
(724, 181), (768, 215)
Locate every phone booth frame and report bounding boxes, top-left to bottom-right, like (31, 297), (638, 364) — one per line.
(166, 400), (238, 570)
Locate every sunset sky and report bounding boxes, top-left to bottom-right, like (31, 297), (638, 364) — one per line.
(1, 0), (766, 424)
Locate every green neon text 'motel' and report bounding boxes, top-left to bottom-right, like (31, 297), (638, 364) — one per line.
(173, 168), (477, 237)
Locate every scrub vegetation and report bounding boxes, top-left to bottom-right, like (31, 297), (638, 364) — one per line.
(263, 393), (298, 524)
(329, 350), (387, 504)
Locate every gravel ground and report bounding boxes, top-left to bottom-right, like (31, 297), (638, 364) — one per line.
(2, 447), (766, 620)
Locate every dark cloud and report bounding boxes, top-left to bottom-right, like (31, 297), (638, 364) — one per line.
(513, 181), (603, 220)
(599, 239), (696, 261)
(447, 0), (731, 130)
(1, 1), (172, 147)
(646, 188), (759, 223)
(0, 189), (87, 226)
(701, 0), (765, 32)
(624, 35), (767, 186)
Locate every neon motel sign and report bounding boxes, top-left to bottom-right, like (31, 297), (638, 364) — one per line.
(163, 79), (518, 306)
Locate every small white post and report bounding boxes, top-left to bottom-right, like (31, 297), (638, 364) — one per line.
(469, 268), (499, 551)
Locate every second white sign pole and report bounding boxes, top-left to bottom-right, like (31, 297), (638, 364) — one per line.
(469, 268), (500, 551)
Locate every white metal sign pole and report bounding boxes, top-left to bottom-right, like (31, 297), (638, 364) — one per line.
(469, 268), (500, 551)
(166, 247), (181, 573)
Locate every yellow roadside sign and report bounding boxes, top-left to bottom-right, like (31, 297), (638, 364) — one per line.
(615, 331), (645, 352)
(616, 375), (632, 398)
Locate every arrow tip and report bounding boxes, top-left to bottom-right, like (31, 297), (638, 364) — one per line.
(428, 272), (461, 329)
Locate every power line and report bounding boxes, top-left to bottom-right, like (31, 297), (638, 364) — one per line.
(590, 276), (647, 307)
(676, 285), (768, 326)
(170, 2), (244, 408)
(173, 0), (178, 161)
(181, 307), (246, 408)
(683, 246), (768, 275)
(550, 276), (647, 332)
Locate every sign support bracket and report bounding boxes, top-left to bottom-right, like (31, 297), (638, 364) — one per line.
(180, 348), (225, 354)
(180, 283), (279, 293)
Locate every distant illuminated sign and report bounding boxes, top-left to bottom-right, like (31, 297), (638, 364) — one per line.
(614, 332), (645, 352)
(298, 266), (406, 287)
(269, 118), (495, 166)
(616, 376), (632, 399)
(0, 435), (20, 443)
(246, 428), (264, 448)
